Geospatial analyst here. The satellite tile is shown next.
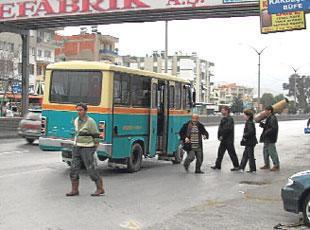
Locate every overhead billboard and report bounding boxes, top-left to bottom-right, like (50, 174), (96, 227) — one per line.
(260, 0), (306, 33)
(0, 0), (258, 22)
(268, 0), (310, 14)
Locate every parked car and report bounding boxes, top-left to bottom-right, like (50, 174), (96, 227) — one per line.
(18, 109), (42, 144)
(281, 171), (310, 226)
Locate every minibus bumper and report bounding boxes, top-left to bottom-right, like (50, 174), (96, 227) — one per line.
(39, 137), (112, 157)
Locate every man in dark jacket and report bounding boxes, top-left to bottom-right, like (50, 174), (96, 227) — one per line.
(211, 106), (239, 171)
(259, 105), (279, 171)
(179, 114), (209, 174)
(239, 109), (258, 173)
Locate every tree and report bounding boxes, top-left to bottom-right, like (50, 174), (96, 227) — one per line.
(231, 95), (243, 113)
(260, 93), (275, 109)
(288, 100), (297, 114)
(283, 74), (310, 113)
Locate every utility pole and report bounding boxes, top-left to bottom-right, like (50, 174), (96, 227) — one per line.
(164, 21), (168, 74)
(21, 32), (30, 116)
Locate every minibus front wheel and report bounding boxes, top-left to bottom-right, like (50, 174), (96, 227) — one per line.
(127, 143), (143, 173)
(172, 145), (185, 164)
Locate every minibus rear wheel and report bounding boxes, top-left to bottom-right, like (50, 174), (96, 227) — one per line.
(127, 143), (143, 173)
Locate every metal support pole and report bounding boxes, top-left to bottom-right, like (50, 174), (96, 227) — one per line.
(294, 70), (297, 108)
(165, 21), (168, 74)
(290, 67), (298, 108)
(258, 53), (261, 111)
(21, 32), (30, 116)
(249, 46), (267, 112)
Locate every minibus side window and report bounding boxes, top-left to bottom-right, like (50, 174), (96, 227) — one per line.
(114, 73), (130, 106)
(169, 85), (175, 109)
(175, 83), (181, 110)
(182, 84), (191, 110)
(131, 75), (151, 108)
(151, 83), (157, 109)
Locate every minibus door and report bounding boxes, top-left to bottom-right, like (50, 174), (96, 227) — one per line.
(156, 80), (168, 153)
(167, 81), (178, 154)
(148, 79), (158, 156)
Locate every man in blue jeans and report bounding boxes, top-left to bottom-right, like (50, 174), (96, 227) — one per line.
(259, 106), (280, 171)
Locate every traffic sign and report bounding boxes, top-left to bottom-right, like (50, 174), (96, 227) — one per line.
(12, 82), (22, 94)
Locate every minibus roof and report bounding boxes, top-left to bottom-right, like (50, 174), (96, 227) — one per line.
(47, 61), (190, 84)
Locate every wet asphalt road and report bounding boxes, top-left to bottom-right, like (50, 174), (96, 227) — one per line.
(0, 120), (309, 230)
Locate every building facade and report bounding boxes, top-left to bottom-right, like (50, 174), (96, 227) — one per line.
(0, 29), (58, 95)
(118, 51), (214, 103)
(55, 32), (119, 63)
(210, 83), (254, 106)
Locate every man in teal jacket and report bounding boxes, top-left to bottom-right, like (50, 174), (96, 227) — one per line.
(66, 103), (105, 197)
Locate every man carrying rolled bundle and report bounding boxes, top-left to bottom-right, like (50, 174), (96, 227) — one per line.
(259, 105), (280, 172)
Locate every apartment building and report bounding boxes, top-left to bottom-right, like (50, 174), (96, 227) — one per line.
(119, 51), (214, 103)
(55, 28), (119, 63)
(210, 83), (254, 105)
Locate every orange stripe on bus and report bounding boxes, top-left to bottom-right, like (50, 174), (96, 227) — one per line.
(169, 110), (191, 115)
(114, 107), (150, 115)
(42, 104), (190, 116)
(42, 104), (112, 113)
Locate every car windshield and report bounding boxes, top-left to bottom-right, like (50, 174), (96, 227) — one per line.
(50, 70), (102, 105)
(25, 111), (41, 120)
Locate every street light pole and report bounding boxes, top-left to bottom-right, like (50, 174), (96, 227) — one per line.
(290, 66), (298, 108)
(250, 46), (267, 111)
(258, 53), (261, 109)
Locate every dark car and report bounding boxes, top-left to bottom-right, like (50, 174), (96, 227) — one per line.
(18, 109), (42, 144)
(282, 171), (310, 226)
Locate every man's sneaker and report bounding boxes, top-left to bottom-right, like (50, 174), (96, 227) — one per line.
(211, 166), (221, 170)
(246, 170), (256, 173)
(230, 167), (239, 171)
(195, 171), (205, 174)
(270, 166), (280, 172)
(260, 165), (270, 170)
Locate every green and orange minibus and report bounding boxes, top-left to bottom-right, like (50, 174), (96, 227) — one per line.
(39, 61), (194, 172)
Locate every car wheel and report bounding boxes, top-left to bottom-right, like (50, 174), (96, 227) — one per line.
(303, 194), (310, 226)
(127, 143), (143, 173)
(172, 145), (185, 164)
(26, 138), (35, 144)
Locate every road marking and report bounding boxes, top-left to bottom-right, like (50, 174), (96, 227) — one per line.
(120, 220), (143, 230)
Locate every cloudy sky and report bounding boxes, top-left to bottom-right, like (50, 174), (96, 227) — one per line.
(60, 14), (310, 96)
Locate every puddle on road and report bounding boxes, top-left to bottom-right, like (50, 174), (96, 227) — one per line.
(244, 193), (282, 202)
(188, 200), (226, 212)
(274, 218), (306, 229)
(239, 181), (270, 186)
